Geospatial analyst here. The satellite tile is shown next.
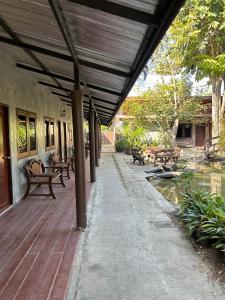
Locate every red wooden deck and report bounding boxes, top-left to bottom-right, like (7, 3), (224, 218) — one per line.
(0, 160), (92, 300)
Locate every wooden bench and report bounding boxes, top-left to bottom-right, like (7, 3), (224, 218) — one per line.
(23, 159), (65, 199)
(49, 153), (71, 179)
(132, 148), (145, 165)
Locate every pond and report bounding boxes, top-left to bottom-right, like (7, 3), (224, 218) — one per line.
(147, 163), (225, 205)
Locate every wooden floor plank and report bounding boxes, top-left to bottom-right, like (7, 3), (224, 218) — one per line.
(48, 230), (80, 300)
(0, 169), (92, 299)
(0, 254), (36, 300)
(30, 253), (62, 300)
(0, 210), (49, 290)
(0, 202), (49, 258)
(14, 253), (51, 300)
(0, 200), (43, 238)
(28, 199), (70, 254)
(29, 195), (73, 255)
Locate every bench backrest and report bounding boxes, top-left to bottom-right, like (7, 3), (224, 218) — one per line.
(49, 153), (60, 164)
(24, 159), (44, 176)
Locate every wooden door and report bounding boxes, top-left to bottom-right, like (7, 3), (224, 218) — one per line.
(195, 125), (205, 147)
(0, 105), (12, 212)
(63, 122), (67, 162)
(57, 121), (62, 158)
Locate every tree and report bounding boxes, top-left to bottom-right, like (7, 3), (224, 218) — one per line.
(123, 77), (203, 147)
(171, 0), (225, 140)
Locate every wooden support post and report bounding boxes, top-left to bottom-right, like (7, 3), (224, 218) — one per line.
(71, 89), (87, 229)
(99, 125), (102, 153)
(98, 123), (101, 158)
(89, 110), (96, 182)
(95, 116), (99, 167)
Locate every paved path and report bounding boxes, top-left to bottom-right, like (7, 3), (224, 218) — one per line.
(68, 153), (224, 300)
(101, 144), (115, 153)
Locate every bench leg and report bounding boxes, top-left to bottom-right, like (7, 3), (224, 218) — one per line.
(60, 173), (66, 187)
(23, 182), (31, 199)
(67, 164), (70, 179)
(49, 179), (56, 199)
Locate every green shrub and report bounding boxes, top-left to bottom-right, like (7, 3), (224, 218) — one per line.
(115, 137), (129, 152)
(180, 189), (225, 255)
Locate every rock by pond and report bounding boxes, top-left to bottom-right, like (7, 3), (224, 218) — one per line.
(162, 164), (178, 172)
(156, 172), (182, 179)
(145, 166), (164, 173)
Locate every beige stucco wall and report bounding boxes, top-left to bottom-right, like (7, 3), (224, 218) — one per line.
(0, 48), (73, 204)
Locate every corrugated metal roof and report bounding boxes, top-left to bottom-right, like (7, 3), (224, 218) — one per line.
(0, 0), (185, 125)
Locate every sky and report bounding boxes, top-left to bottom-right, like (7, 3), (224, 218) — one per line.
(129, 73), (211, 97)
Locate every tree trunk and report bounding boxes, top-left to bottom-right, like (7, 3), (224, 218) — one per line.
(171, 118), (179, 148)
(219, 77), (225, 135)
(211, 78), (222, 143)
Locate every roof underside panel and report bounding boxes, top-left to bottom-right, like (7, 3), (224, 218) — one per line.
(0, 0), (185, 124)
(109, 0), (157, 14)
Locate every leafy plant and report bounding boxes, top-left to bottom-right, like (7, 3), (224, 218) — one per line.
(115, 136), (129, 152)
(172, 170), (194, 193)
(179, 189), (225, 255)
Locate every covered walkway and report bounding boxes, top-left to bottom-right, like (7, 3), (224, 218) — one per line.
(68, 153), (224, 300)
(0, 161), (91, 300)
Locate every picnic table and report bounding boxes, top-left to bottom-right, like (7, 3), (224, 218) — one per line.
(147, 147), (180, 165)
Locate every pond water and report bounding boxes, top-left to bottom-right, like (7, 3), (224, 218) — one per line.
(148, 163), (225, 205)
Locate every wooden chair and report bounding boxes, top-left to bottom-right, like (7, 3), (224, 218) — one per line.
(132, 148), (145, 165)
(23, 159), (65, 199)
(49, 153), (71, 179)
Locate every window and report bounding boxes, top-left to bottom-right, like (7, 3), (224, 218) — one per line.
(45, 117), (55, 150)
(67, 123), (73, 143)
(176, 124), (192, 138)
(17, 109), (37, 158)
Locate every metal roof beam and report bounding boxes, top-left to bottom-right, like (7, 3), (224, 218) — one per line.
(0, 36), (130, 77)
(49, 0), (100, 122)
(39, 81), (70, 92)
(16, 63), (121, 96)
(51, 91), (118, 106)
(67, 0), (160, 26)
(61, 98), (114, 112)
(0, 17), (63, 90)
(79, 59), (130, 78)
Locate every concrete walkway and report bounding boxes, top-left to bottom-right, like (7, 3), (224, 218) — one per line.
(67, 153), (224, 300)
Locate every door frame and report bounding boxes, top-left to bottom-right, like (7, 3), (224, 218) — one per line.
(63, 122), (67, 162)
(0, 103), (12, 211)
(57, 120), (62, 158)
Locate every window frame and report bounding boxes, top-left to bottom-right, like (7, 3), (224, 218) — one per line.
(67, 123), (73, 143)
(176, 123), (192, 139)
(45, 117), (55, 151)
(16, 108), (37, 159)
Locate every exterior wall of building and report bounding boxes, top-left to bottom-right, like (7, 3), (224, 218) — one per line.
(0, 48), (73, 204)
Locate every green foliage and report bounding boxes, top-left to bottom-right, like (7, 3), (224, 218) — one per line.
(150, 139), (160, 147)
(172, 170), (194, 193)
(179, 189), (225, 255)
(115, 122), (146, 153)
(122, 77), (203, 147)
(115, 136), (129, 152)
(122, 123), (146, 149)
(172, 0), (225, 80)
